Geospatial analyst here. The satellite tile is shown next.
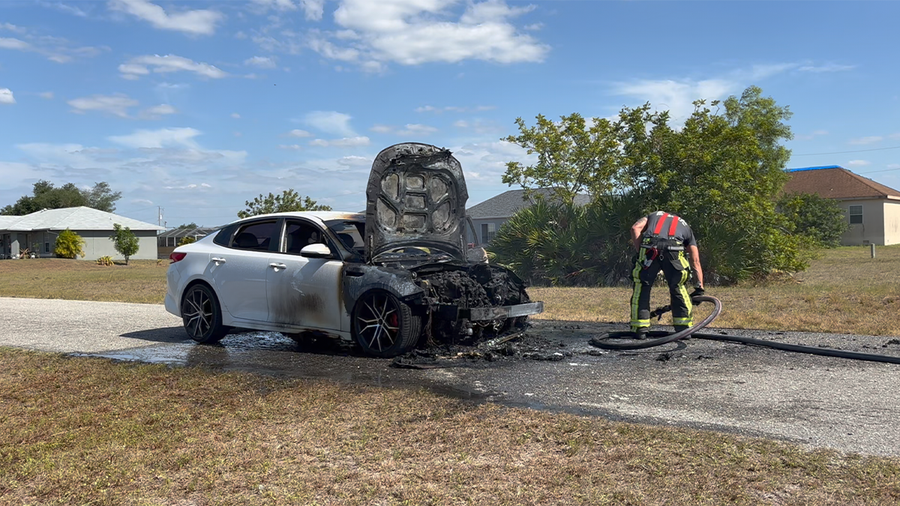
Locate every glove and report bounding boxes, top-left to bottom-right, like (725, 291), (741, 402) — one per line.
(690, 286), (705, 298)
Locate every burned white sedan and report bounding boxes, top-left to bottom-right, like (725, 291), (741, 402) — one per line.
(165, 143), (542, 357)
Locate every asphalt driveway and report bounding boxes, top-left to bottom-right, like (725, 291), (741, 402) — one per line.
(3, 296), (900, 457)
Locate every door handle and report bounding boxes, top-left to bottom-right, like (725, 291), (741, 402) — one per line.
(269, 263), (287, 270)
(211, 257), (226, 264)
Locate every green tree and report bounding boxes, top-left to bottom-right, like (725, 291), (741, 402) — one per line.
(178, 236), (197, 246)
(499, 86), (810, 285)
(110, 223), (139, 265)
(53, 229), (85, 259)
(1, 181), (121, 215)
(777, 192), (849, 248)
(237, 189), (332, 218)
(502, 113), (622, 205)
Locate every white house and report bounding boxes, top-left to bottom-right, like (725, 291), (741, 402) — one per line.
(0, 207), (165, 260)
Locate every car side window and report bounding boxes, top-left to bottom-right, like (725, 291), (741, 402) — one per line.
(283, 220), (327, 255)
(231, 221), (278, 252)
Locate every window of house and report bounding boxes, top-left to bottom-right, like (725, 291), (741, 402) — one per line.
(480, 222), (497, 243)
(848, 205), (863, 225)
(45, 242), (50, 253)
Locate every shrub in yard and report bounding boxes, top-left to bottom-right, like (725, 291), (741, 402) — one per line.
(54, 229), (86, 259)
(97, 256), (113, 266)
(178, 236), (196, 246)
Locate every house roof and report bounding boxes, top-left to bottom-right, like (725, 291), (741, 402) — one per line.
(784, 166), (900, 200)
(0, 206), (165, 232)
(467, 188), (592, 219)
(158, 226), (219, 239)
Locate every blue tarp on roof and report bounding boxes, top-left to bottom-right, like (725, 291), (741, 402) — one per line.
(786, 165), (843, 172)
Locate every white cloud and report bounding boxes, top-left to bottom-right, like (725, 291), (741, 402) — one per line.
(303, 111), (356, 136)
(889, 133), (900, 140)
(888, 164), (900, 170)
(108, 0), (223, 36)
(231, 113), (241, 119)
(416, 104), (497, 113)
(613, 78), (735, 122)
(244, 55), (277, 68)
(109, 127), (202, 149)
(0, 23), (27, 33)
(251, 0), (298, 11)
(119, 54), (228, 80)
(0, 28), (104, 63)
(798, 63), (855, 73)
(287, 129), (312, 137)
(0, 88), (15, 104)
(68, 93), (138, 117)
(849, 136), (883, 145)
(300, 0), (326, 20)
(140, 104), (178, 119)
(260, 0), (548, 70)
(0, 37), (30, 50)
(337, 155), (370, 167)
(39, 91), (54, 100)
(795, 129), (828, 141)
(370, 124), (393, 134)
(847, 160), (871, 167)
(309, 136), (370, 147)
(278, 144), (303, 150)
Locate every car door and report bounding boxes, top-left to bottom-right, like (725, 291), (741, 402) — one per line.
(208, 219), (278, 322)
(266, 219), (345, 331)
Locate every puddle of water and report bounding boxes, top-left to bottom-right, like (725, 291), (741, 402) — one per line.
(79, 331), (490, 402)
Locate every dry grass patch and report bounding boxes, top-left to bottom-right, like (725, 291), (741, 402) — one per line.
(0, 258), (166, 304)
(531, 245), (900, 336)
(2, 348), (900, 505)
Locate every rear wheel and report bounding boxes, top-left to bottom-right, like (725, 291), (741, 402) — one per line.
(352, 291), (421, 357)
(181, 283), (227, 344)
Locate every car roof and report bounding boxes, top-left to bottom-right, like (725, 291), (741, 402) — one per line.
(230, 211), (364, 224)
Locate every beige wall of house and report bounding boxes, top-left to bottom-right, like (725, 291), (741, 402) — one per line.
(839, 199), (900, 246)
(884, 200), (900, 246)
(24, 230), (160, 260)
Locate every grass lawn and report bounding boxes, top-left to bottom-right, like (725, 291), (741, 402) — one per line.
(2, 247), (900, 504)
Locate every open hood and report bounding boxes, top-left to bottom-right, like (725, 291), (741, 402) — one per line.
(365, 143), (469, 262)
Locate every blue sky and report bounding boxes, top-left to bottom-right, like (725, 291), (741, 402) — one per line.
(1, 0), (898, 227)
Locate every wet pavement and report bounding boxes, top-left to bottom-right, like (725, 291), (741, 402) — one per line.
(3, 297), (900, 457)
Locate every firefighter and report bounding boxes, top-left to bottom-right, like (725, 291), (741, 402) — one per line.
(630, 211), (704, 338)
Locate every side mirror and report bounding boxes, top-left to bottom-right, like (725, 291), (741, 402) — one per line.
(300, 243), (333, 259)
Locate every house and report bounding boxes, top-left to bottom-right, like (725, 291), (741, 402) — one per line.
(783, 165), (900, 246)
(0, 206), (165, 260)
(157, 226), (218, 259)
(466, 188), (591, 245)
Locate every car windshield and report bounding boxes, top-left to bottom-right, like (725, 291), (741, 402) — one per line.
(326, 220), (365, 252)
(373, 246), (455, 263)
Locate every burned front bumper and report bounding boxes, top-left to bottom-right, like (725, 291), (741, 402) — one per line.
(431, 301), (544, 322)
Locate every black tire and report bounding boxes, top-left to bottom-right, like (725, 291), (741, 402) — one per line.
(352, 290), (421, 357)
(181, 283), (227, 344)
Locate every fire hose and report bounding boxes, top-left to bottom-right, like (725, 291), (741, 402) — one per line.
(589, 295), (900, 365)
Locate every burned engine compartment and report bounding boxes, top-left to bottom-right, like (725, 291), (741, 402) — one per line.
(412, 262), (533, 344)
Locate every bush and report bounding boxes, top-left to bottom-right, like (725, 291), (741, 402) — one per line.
(777, 192), (849, 248)
(178, 236), (196, 246)
(54, 229), (85, 259)
(97, 256), (113, 266)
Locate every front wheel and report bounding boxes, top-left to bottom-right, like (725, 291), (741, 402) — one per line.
(181, 283), (227, 344)
(352, 291), (421, 357)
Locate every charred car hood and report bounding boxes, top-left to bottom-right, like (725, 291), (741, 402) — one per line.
(365, 143), (468, 263)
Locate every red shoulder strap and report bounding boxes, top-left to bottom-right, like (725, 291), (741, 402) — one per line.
(652, 213), (669, 235)
(668, 214), (680, 237)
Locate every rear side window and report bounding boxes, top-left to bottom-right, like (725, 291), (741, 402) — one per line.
(231, 221), (278, 251)
(213, 224), (238, 247)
